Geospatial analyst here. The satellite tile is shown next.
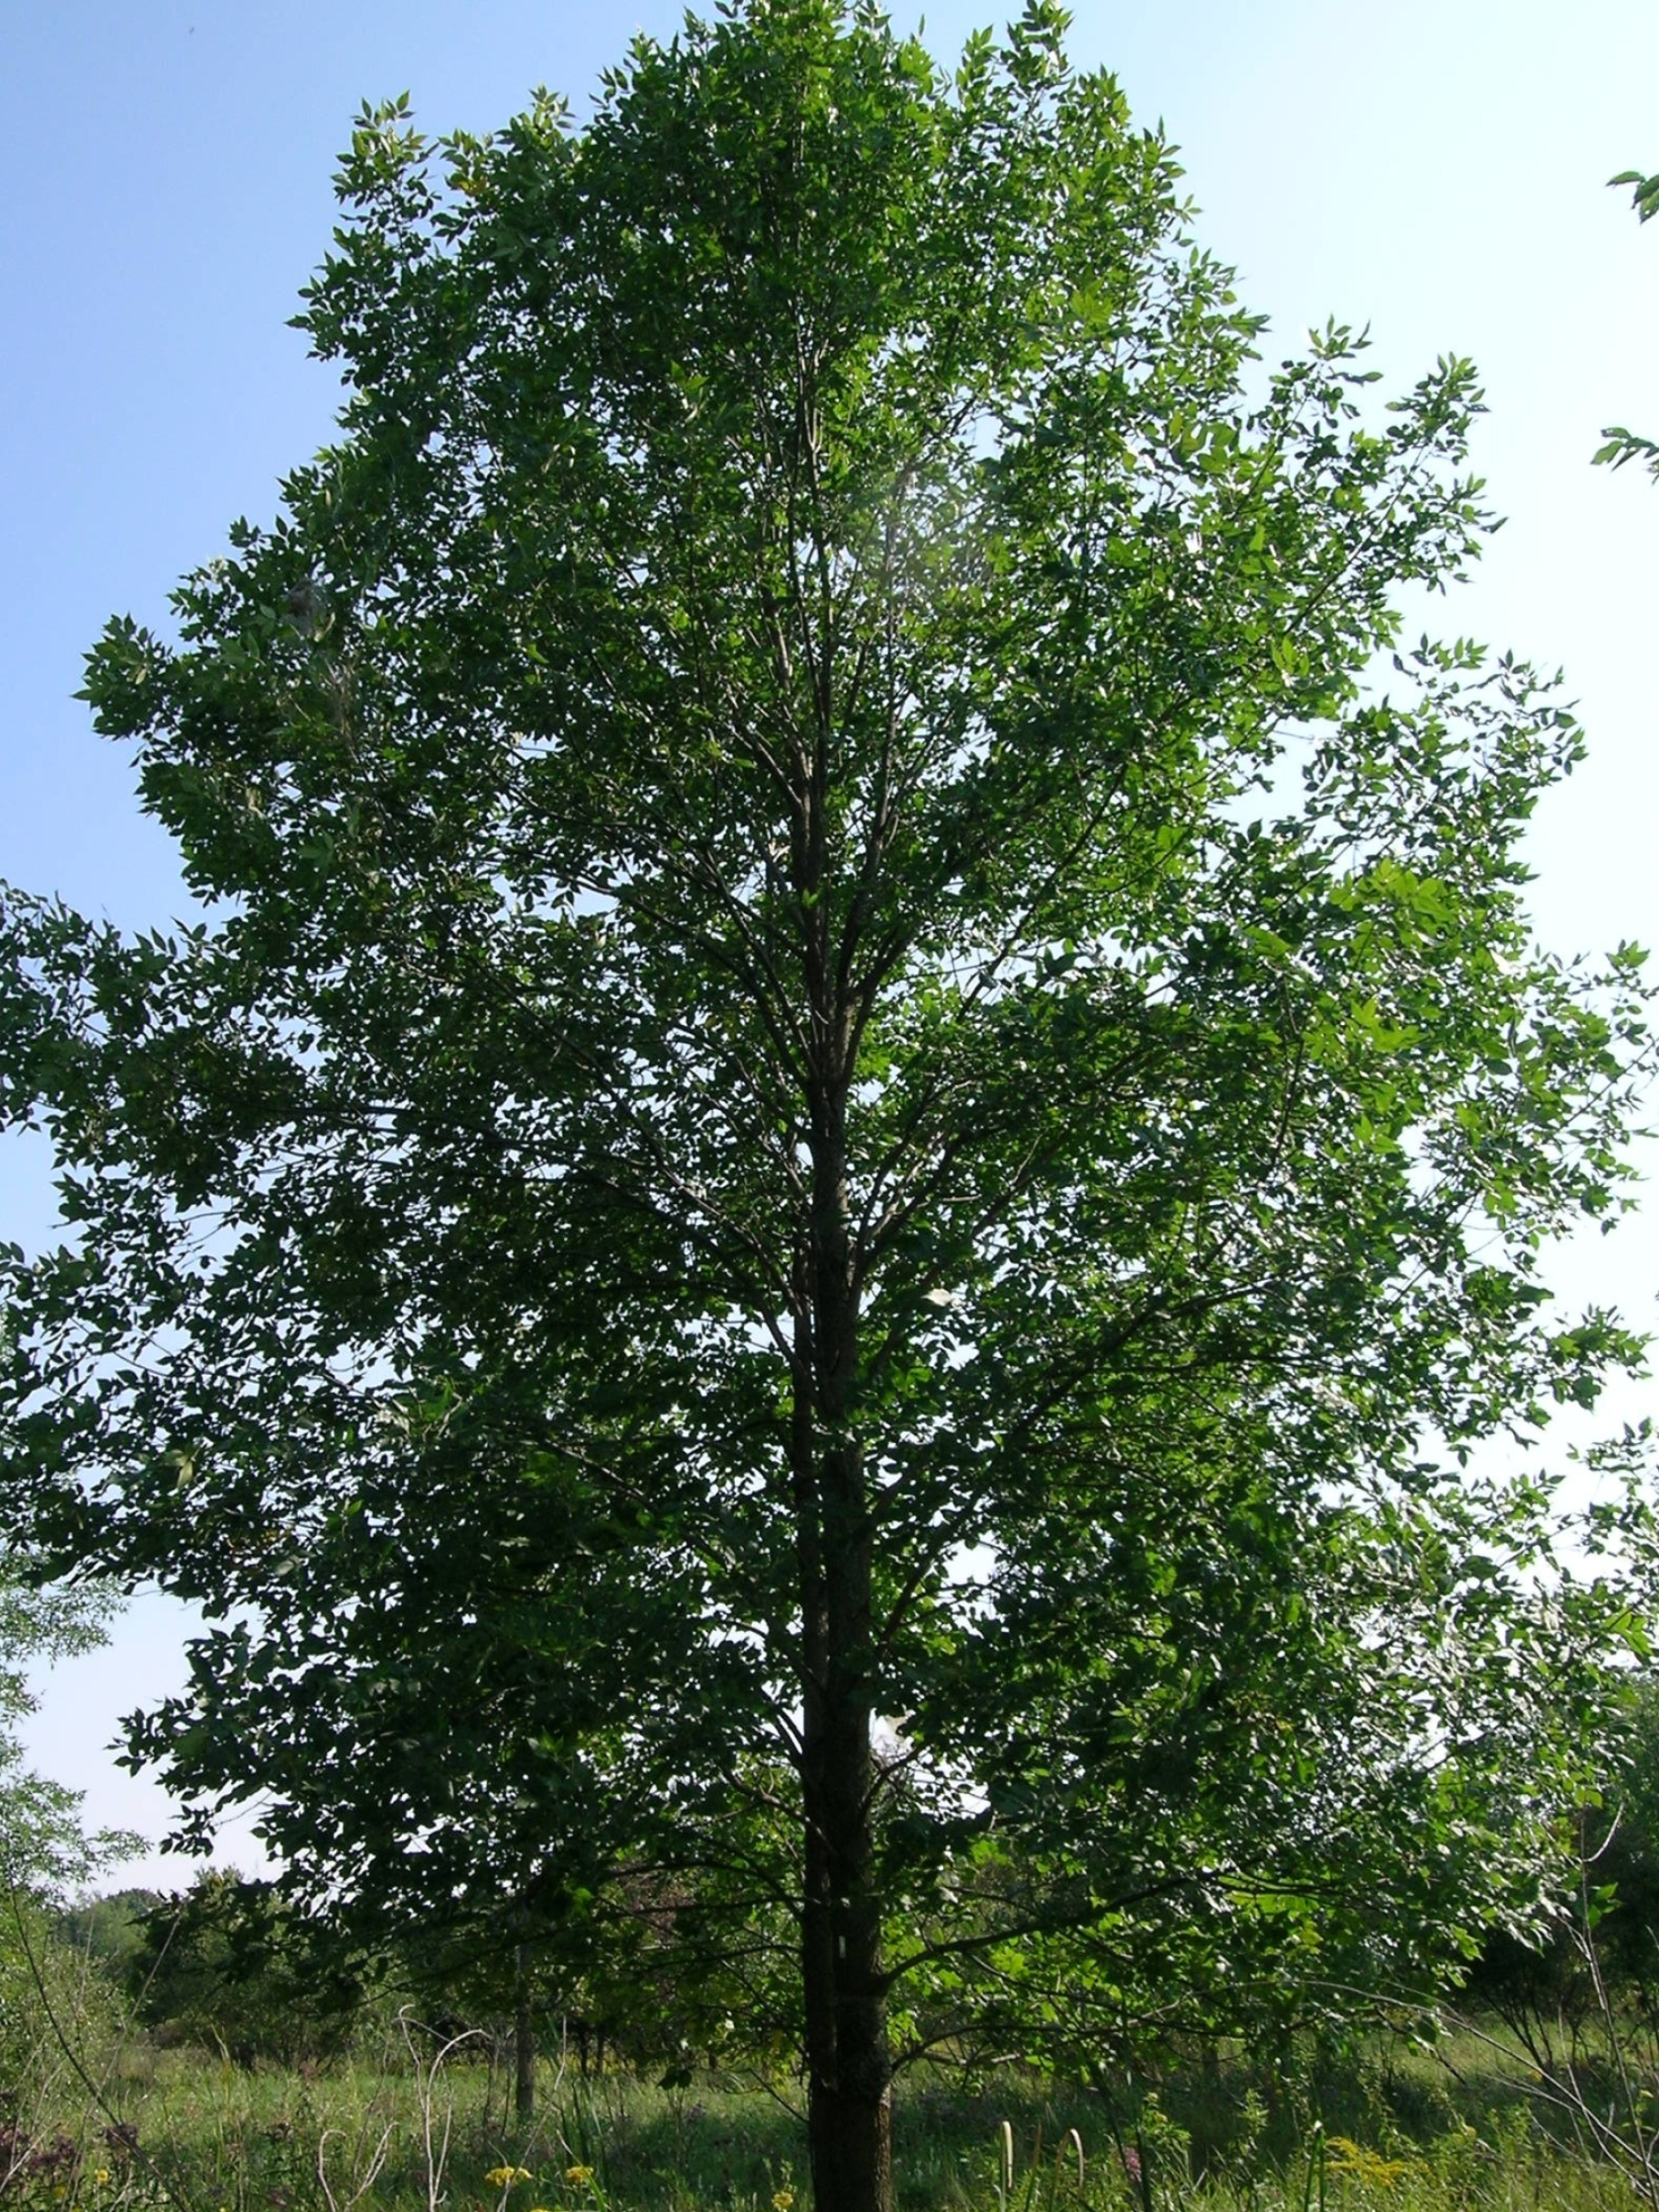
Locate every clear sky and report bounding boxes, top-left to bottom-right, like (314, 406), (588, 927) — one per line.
(3, 0), (1657, 1883)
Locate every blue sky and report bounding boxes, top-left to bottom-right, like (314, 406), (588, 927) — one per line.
(3, 0), (1658, 1879)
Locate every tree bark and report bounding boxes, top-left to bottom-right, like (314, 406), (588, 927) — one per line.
(514, 1942), (535, 2124)
(800, 1435), (894, 2212)
(799, 1063), (894, 2212)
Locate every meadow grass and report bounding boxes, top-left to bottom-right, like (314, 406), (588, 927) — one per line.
(8, 2020), (1652, 2212)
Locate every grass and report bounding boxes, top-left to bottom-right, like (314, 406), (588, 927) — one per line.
(5, 2014), (1655, 2212)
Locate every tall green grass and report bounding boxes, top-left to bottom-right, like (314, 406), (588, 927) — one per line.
(3, 2017), (1650, 2212)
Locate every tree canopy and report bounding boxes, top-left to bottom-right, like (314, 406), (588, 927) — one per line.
(1594, 160), (1659, 479)
(0, 5), (1652, 2208)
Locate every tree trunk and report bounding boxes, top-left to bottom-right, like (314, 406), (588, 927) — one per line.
(800, 1475), (894, 2212)
(798, 1062), (894, 2212)
(800, 1446), (894, 2209)
(514, 1942), (535, 2124)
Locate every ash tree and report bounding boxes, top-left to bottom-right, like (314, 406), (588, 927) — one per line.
(0, 3), (1653, 2206)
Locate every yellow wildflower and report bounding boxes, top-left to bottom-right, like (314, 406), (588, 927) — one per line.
(1324, 2139), (1408, 2188)
(485, 2168), (533, 2191)
(772, 2192), (795, 2212)
(563, 2168), (595, 2190)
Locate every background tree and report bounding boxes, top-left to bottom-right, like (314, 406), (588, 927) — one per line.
(116, 1871), (364, 2068)
(0, 5), (1652, 2209)
(55, 1886), (164, 1986)
(0, 1563), (130, 1902)
(1463, 1669), (1659, 2039)
(0, 1561), (135, 2100)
